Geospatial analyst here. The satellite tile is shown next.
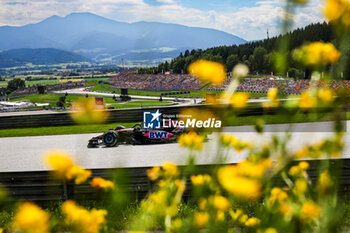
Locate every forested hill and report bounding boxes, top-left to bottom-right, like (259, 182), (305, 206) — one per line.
(141, 22), (334, 79)
(0, 48), (90, 68)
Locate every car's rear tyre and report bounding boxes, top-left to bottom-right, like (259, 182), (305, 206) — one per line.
(103, 131), (118, 147)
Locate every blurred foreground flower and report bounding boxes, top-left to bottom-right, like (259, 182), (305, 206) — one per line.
(221, 134), (251, 152)
(14, 202), (50, 233)
(288, 161), (309, 177)
(194, 212), (209, 228)
(301, 201), (321, 222)
(66, 165), (92, 184)
(245, 217), (260, 227)
(293, 42), (341, 67)
(268, 187), (288, 206)
(217, 159), (272, 200)
(147, 162), (179, 181)
(263, 88), (280, 108)
(70, 98), (109, 124)
(324, 0), (350, 25)
(44, 150), (74, 177)
(317, 170), (332, 193)
(62, 200), (107, 233)
(299, 91), (317, 110)
(90, 177), (115, 190)
(178, 132), (204, 150)
(221, 64), (249, 101)
(45, 150), (91, 184)
(230, 93), (249, 108)
(188, 60), (226, 85)
(318, 88), (335, 103)
(191, 174), (211, 186)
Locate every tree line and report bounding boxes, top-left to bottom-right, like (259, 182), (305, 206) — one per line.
(139, 22), (350, 79)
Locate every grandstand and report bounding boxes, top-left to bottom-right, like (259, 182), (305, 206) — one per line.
(107, 71), (203, 91)
(208, 78), (350, 94)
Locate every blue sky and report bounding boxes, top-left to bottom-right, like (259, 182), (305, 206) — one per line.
(0, 0), (325, 40)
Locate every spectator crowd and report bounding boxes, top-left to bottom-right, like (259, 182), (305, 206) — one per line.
(107, 71), (203, 91)
(209, 78), (350, 94)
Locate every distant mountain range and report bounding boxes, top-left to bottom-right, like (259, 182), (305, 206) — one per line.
(0, 12), (247, 67)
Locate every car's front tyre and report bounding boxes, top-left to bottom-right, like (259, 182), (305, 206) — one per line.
(103, 131), (118, 147)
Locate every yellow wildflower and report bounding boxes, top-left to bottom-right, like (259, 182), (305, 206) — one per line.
(44, 150), (74, 177)
(216, 211), (225, 221)
(324, 0), (347, 21)
(318, 88), (334, 103)
(317, 170), (332, 193)
(265, 228), (278, 233)
(268, 187), (288, 206)
(158, 180), (166, 187)
(301, 201), (321, 221)
(66, 165), (92, 184)
(0, 228), (2, 233)
(175, 179), (186, 193)
(188, 60), (226, 85)
(230, 93), (249, 108)
(293, 42), (341, 67)
(14, 202), (50, 233)
(294, 147), (309, 158)
(221, 134), (238, 147)
(268, 88), (278, 100)
(263, 88), (280, 108)
(229, 209), (244, 221)
(239, 214), (249, 223)
(162, 162), (179, 177)
(191, 174), (211, 186)
(212, 195), (230, 211)
(279, 203), (293, 216)
(178, 132), (204, 150)
(289, 162), (309, 177)
(199, 198), (207, 210)
(245, 217), (260, 227)
(299, 91), (316, 110)
(237, 159), (272, 179)
(147, 166), (160, 181)
(299, 161), (309, 170)
(62, 200), (107, 233)
(194, 212), (209, 228)
(149, 190), (167, 205)
(171, 218), (182, 231)
(218, 165), (262, 200)
(294, 179), (308, 195)
(70, 98), (109, 124)
(90, 177), (115, 190)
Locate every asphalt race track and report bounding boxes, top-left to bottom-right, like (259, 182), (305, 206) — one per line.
(0, 121), (348, 172)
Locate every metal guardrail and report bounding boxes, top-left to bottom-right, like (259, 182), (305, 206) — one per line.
(1, 159), (350, 202)
(0, 104), (278, 129)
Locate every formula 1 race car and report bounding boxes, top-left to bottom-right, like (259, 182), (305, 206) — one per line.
(87, 123), (186, 148)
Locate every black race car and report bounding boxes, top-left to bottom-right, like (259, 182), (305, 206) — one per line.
(87, 123), (186, 148)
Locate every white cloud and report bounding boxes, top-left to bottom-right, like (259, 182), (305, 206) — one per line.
(156, 0), (176, 4)
(0, 0), (326, 40)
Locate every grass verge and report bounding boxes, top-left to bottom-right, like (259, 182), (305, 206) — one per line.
(0, 122), (138, 138)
